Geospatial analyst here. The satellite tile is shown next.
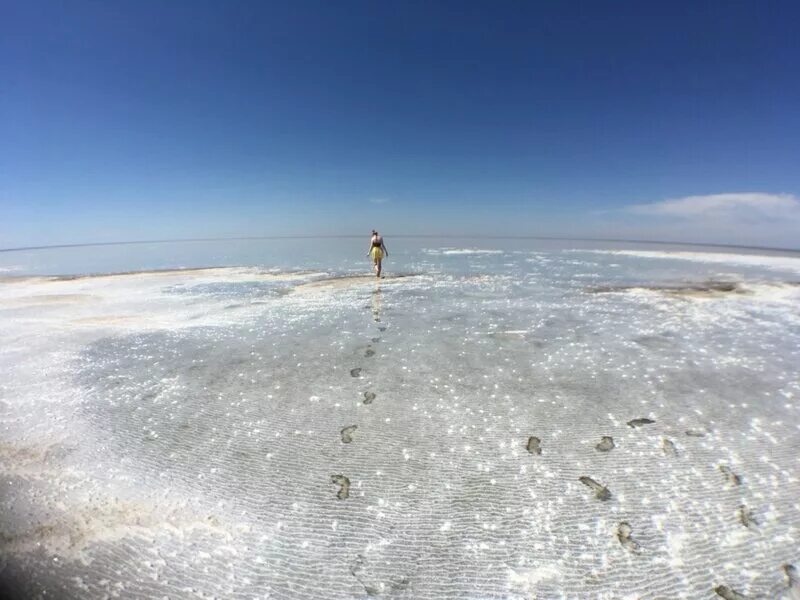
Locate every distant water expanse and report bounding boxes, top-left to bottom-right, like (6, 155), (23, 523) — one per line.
(1, 238), (798, 599)
(1, 235), (800, 277)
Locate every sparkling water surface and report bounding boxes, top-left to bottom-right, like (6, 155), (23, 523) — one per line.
(1, 238), (799, 599)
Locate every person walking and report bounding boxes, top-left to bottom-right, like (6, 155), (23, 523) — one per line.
(367, 230), (388, 278)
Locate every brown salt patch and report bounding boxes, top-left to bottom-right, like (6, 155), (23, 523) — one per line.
(1, 293), (96, 306)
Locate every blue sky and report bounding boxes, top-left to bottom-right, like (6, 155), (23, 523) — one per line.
(2, 1), (799, 248)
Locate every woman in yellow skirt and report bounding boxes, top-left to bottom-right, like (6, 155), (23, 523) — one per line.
(367, 230), (388, 278)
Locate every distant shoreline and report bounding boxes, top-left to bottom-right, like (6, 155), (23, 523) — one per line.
(2, 234), (799, 255)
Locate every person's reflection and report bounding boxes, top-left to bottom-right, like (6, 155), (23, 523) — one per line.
(371, 285), (382, 322)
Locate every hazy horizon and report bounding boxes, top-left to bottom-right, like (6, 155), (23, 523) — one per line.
(2, 232), (800, 255)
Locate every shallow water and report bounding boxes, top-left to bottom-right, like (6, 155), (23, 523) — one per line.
(1, 239), (799, 599)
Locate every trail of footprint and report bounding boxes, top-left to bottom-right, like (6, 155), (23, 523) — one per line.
(331, 475), (350, 499)
(579, 476), (612, 501)
(596, 436), (615, 452)
(341, 425), (357, 444)
(525, 436), (542, 455)
(685, 429), (707, 437)
(627, 418), (655, 428)
(364, 348), (375, 357)
(350, 368), (362, 378)
(371, 337), (381, 343)
(617, 522), (639, 552)
(363, 391), (376, 404)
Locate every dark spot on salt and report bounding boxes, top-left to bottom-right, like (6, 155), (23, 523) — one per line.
(525, 436), (542, 455)
(206, 514), (220, 527)
(719, 465), (742, 486)
(331, 474), (350, 500)
(378, 326), (386, 332)
(617, 521), (639, 552)
(371, 337), (380, 343)
(363, 391), (376, 404)
(714, 585), (748, 600)
(627, 418), (655, 428)
(341, 425), (357, 444)
(364, 348), (375, 357)
(350, 368), (362, 378)
(579, 476), (612, 501)
(596, 436), (615, 452)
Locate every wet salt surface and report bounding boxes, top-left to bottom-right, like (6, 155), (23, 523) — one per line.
(1, 241), (799, 599)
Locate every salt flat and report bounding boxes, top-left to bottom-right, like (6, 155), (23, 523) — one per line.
(1, 243), (799, 599)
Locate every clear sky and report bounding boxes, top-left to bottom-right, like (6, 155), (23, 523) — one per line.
(2, 1), (799, 249)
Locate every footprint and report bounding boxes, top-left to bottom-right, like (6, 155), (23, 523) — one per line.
(617, 521), (639, 551)
(378, 326), (387, 332)
(714, 585), (748, 600)
(627, 418), (655, 428)
(784, 564), (799, 590)
(738, 505), (757, 529)
(350, 554), (409, 597)
(331, 474), (350, 499)
(363, 391), (376, 404)
(685, 429), (707, 437)
(525, 436), (542, 455)
(341, 425), (358, 444)
(350, 368), (362, 378)
(719, 465), (742, 486)
(596, 436), (615, 452)
(365, 348), (376, 357)
(579, 476), (612, 501)
(371, 337), (381, 343)
(350, 555), (379, 596)
(662, 438), (678, 456)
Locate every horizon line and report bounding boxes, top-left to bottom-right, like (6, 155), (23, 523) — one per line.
(1, 234), (799, 255)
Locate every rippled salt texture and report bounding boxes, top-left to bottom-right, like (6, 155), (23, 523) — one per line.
(1, 240), (799, 599)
